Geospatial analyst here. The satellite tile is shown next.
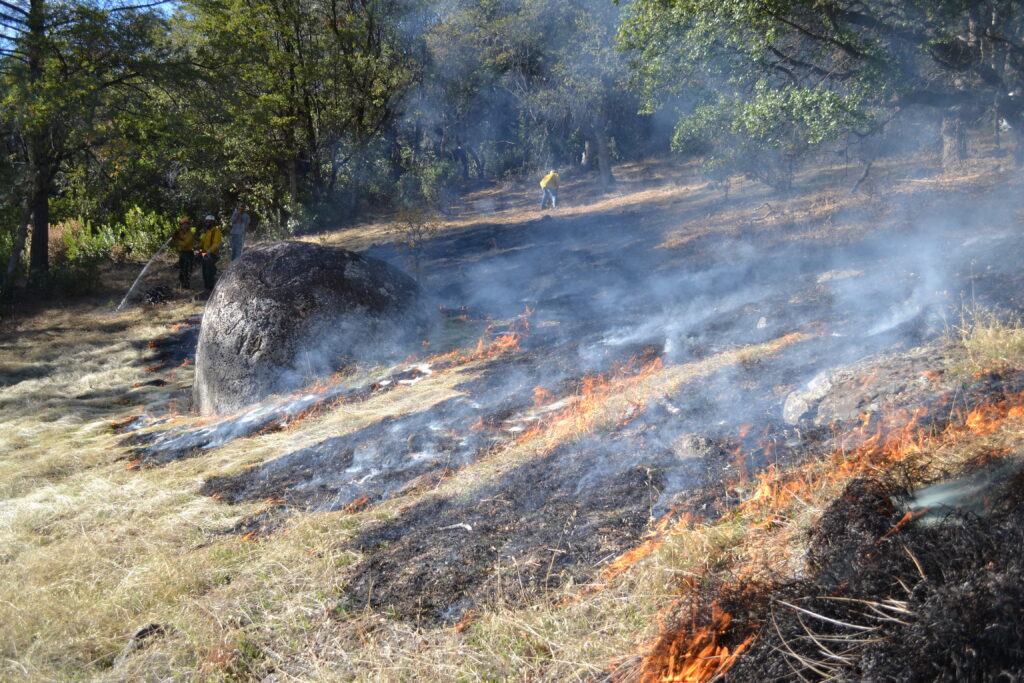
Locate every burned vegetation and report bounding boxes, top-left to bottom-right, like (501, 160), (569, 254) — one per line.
(107, 172), (1024, 680)
(727, 469), (1024, 681)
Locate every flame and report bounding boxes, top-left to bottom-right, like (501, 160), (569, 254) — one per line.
(627, 387), (1024, 680)
(519, 355), (664, 453)
(343, 496), (370, 513)
(454, 609), (478, 633)
(428, 306), (533, 365)
(532, 386), (553, 406)
(603, 511), (694, 582)
(636, 603), (754, 682)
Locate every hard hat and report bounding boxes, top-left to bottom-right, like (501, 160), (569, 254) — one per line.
(204, 215), (215, 221)
(179, 217), (190, 224)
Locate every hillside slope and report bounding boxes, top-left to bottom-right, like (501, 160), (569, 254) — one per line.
(4, 157), (1024, 680)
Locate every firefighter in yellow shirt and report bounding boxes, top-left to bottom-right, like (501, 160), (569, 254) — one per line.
(171, 218), (196, 289)
(540, 169), (560, 210)
(197, 215), (223, 291)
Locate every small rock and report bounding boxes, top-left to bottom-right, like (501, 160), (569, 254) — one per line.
(113, 623), (166, 667)
(783, 371), (834, 425)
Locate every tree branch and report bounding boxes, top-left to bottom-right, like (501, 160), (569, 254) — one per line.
(0, 0), (27, 17)
(103, 1), (169, 13)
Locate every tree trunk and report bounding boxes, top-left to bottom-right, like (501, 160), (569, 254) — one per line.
(593, 112), (615, 186)
(26, 0), (49, 277)
(28, 178), (50, 276)
(288, 156), (300, 211)
(941, 115), (967, 170)
(581, 139), (591, 168)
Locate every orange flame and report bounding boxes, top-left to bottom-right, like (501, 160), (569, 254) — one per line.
(343, 496), (370, 513)
(628, 386), (1024, 681)
(519, 355), (664, 453)
(454, 609), (479, 633)
(636, 603), (754, 682)
(532, 386), (553, 407)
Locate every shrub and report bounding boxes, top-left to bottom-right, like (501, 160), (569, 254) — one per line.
(389, 207), (441, 278)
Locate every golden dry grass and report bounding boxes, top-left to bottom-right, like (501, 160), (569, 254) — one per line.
(3, 153), (1024, 681)
(947, 305), (1024, 380)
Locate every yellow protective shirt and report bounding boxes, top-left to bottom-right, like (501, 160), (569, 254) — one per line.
(171, 229), (195, 253)
(540, 171), (560, 189)
(198, 227), (223, 254)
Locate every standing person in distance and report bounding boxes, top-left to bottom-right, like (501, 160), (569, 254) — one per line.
(171, 217), (195, 289)
(197, 215), (223, 291)
(540, 169), (560, 210)
(229, 201), (250, 259)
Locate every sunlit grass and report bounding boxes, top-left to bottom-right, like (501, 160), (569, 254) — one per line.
(947, 304), (1024, 380)
(2, 156), (1024, 680)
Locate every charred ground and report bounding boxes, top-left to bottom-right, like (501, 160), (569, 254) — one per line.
(8, 159), (1024, 680)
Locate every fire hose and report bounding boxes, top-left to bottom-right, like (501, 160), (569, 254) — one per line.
(114, 235), (173, 313)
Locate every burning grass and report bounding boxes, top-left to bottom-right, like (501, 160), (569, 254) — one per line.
(512, 332), (809, 458)
(616, 376), (1024, 681)
(7, 157), (1024, 681)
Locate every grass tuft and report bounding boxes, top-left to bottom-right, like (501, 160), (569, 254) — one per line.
(948, 305), (1024, 379)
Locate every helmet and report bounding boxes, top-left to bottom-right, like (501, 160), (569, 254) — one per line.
(179, 217), (190, 225)
(204, 215), (215, 221)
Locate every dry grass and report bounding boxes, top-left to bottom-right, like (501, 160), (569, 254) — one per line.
(0, 282), (816, 681)
(947, 305), (1024, 380)
(4, 154), (1024, 681)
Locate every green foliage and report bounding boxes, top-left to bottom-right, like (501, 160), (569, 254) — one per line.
(62, 208), (171, 264)
(672, 85), (868, 188)
(619, 0), (1024, 185)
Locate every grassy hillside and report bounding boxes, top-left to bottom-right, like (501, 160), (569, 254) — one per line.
(4, 155), (1024, 681)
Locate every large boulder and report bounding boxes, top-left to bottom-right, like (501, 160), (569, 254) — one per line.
(193, 241), (423, 415)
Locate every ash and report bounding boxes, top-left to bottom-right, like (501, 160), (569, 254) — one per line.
(126, 179), (1024, 624)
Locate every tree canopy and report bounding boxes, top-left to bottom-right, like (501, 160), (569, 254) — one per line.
(2, 0), (1022, 296)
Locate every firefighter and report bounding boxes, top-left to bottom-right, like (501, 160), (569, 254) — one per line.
(171, 217), (195, 289)
(197, 215), (223, 291)
(540, 169), (560, 210)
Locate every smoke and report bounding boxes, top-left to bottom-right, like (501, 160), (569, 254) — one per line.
(126, 165), (1009, 517)
(119, 0), (1024, 530)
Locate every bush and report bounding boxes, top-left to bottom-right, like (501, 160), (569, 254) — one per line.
(26, 207), (171, 298)
(389, 207), (441, 278)
(60, 207), (172, 265)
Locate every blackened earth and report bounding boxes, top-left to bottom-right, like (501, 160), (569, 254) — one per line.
(131, 179), (1024, 626)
